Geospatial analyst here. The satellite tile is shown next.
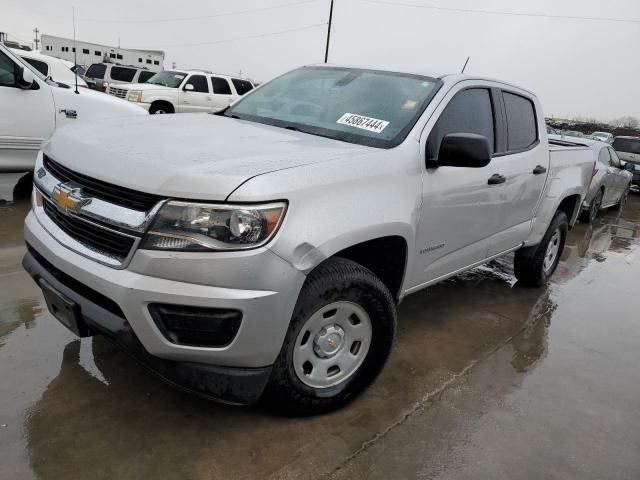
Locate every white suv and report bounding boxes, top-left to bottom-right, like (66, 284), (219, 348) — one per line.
(108, 69), (254, 114)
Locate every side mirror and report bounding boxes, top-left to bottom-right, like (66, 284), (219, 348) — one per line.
(430, 133), (492, 168)
(17, 67), (34, 90)
(624, 162), (635, 172)
(184, 84), (194, 91)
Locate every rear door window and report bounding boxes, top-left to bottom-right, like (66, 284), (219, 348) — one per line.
(503, 92), (538, 151)
(185, 74), (209, 93)
(110, 66), (136, 82)
(231, 78), (253, 95)
(211, 76), (232, 95)
(137, 70), (154, 83)
(608, 148), (621, 167)
(427, 88), (495, 160)
(22, 57), (48, 77)
(598, 148), (611, 165)
(86, 63), (106, 79)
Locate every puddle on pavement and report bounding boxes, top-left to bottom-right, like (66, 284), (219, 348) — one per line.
(1, 196), (639, 480)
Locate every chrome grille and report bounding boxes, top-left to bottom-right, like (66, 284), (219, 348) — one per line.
(43, 200), (137, 261)
(108, 86), (128, 99)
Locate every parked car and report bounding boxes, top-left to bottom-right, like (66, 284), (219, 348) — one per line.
(108, 69), (255, 113)
(84, 62), (156, 92)
(591, 131), (613, 143)
(577, 140), (632, 222)
(23, 65), (594, 413)
(612, 136), (640, 186)
(9, 47), (88, 88)
(0, 43), (147, 173)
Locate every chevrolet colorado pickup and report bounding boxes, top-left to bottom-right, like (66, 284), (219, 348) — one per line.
(23, 65), (594, 413)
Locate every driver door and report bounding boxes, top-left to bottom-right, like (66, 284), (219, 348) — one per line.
(178, 74), (212, 113)
(0, 49), (55, 172)
(408, 86), (507, 288)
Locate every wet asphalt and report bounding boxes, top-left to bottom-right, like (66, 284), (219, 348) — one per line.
(1, 189), (639, 480)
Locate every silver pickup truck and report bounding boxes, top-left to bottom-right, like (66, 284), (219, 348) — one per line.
(23, 65), (594, 413)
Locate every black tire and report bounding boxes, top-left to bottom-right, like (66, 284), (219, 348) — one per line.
(149, 101), (174, 114)
(580, 190), (602, 223)
(514, 211), (568, 287)
(264, 257), (397, 415)
(616, 184), (630, 212)
(13, 172), (33, 200)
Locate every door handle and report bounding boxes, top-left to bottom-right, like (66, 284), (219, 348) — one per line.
(532, 165), (547, 175)
(488, 174), (506, 185)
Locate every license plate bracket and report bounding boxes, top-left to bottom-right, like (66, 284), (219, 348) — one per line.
(40, 279), (92, 337)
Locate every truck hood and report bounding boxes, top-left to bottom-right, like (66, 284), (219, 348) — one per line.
(119, 83), (176, 93)
(43, 113), (374, 201)
(51, 85), (147, 121)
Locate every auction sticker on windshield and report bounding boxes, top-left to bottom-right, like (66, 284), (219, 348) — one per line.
(337, 113), (389, 134)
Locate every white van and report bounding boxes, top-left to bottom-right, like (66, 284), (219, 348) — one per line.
(0, 43), (147, 174)
(9, 48), (88, 89)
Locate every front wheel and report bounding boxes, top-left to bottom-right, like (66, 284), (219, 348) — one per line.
(616, 185), (630, 212)
(265, 257), (397, 415)
(149, 102), (174, 114)
(514, 211), (568, 287)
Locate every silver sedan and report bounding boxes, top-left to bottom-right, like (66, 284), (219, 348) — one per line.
(580, 141), (633, 223)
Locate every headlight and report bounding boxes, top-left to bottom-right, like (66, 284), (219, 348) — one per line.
(141, 201), (287, 251)
(127, 90), (143, 102)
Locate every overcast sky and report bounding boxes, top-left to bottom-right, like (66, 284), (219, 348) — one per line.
(2, 0), (639, 121)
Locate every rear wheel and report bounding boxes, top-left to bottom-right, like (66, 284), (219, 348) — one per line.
(265, 257), (397, 415)
(580, 190), (603, 223)
(514, 211), (568, 287)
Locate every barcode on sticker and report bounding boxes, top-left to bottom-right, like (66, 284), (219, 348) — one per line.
(336, 113), (389, 134)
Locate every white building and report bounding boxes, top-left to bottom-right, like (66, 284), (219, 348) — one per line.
(40, 34), (164, 72)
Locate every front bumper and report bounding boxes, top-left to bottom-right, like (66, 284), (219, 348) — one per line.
(24, 209), (306, 403)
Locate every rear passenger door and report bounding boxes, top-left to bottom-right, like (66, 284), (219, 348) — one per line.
(485, 90), (546, 257)
(209, 76), (235, 111)
(178, 74), (211, 112)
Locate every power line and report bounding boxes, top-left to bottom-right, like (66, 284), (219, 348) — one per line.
(153, 22), (327, 48)
(359, 0), (640, 25)
(75, 0), (320, 24)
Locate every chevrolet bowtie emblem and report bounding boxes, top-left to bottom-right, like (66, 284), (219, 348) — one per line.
(51, 183), (90, 212)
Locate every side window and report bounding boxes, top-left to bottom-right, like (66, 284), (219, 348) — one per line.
(427, 88), (495, 160)
(22, 57), (48, 77)
(608, 148), (621, 167)
(503, 92), (538, 151)
(211, 76), (232, 95)
(110, 66), (136, 82)
(185, 75), (209, 93)
(0, 51), (18, 88)
(137, 71), (154, 83)
(231, 78), (254, 95)
(86, 63), (106, 79)
(598, 148), (611, 165)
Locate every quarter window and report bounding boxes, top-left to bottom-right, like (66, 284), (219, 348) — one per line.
(110, 66), (136, 82)
(231, 78), (253, 95)
(186, 75), (209, 93)
(427, 88), (495, 160)
(503, 92), (538, 151)
(210, 76), (232, 95)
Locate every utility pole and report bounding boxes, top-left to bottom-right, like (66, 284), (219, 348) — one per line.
(324, 0), (334, 63)
(33, 27), (40, 50)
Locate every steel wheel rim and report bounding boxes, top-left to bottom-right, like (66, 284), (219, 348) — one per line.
(293, 301), (372, 389)
(543, 228), (561, 274)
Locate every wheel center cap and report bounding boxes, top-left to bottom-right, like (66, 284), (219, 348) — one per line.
(313, 325), (345, 358)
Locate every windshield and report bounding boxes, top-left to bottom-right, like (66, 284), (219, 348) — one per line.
(613, 138), (640, 154)
(225, 66), (441, 148)
(145, 70), (186, 88)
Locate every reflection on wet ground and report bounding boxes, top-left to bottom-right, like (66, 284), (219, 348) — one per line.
(1, 195), (639, 480)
